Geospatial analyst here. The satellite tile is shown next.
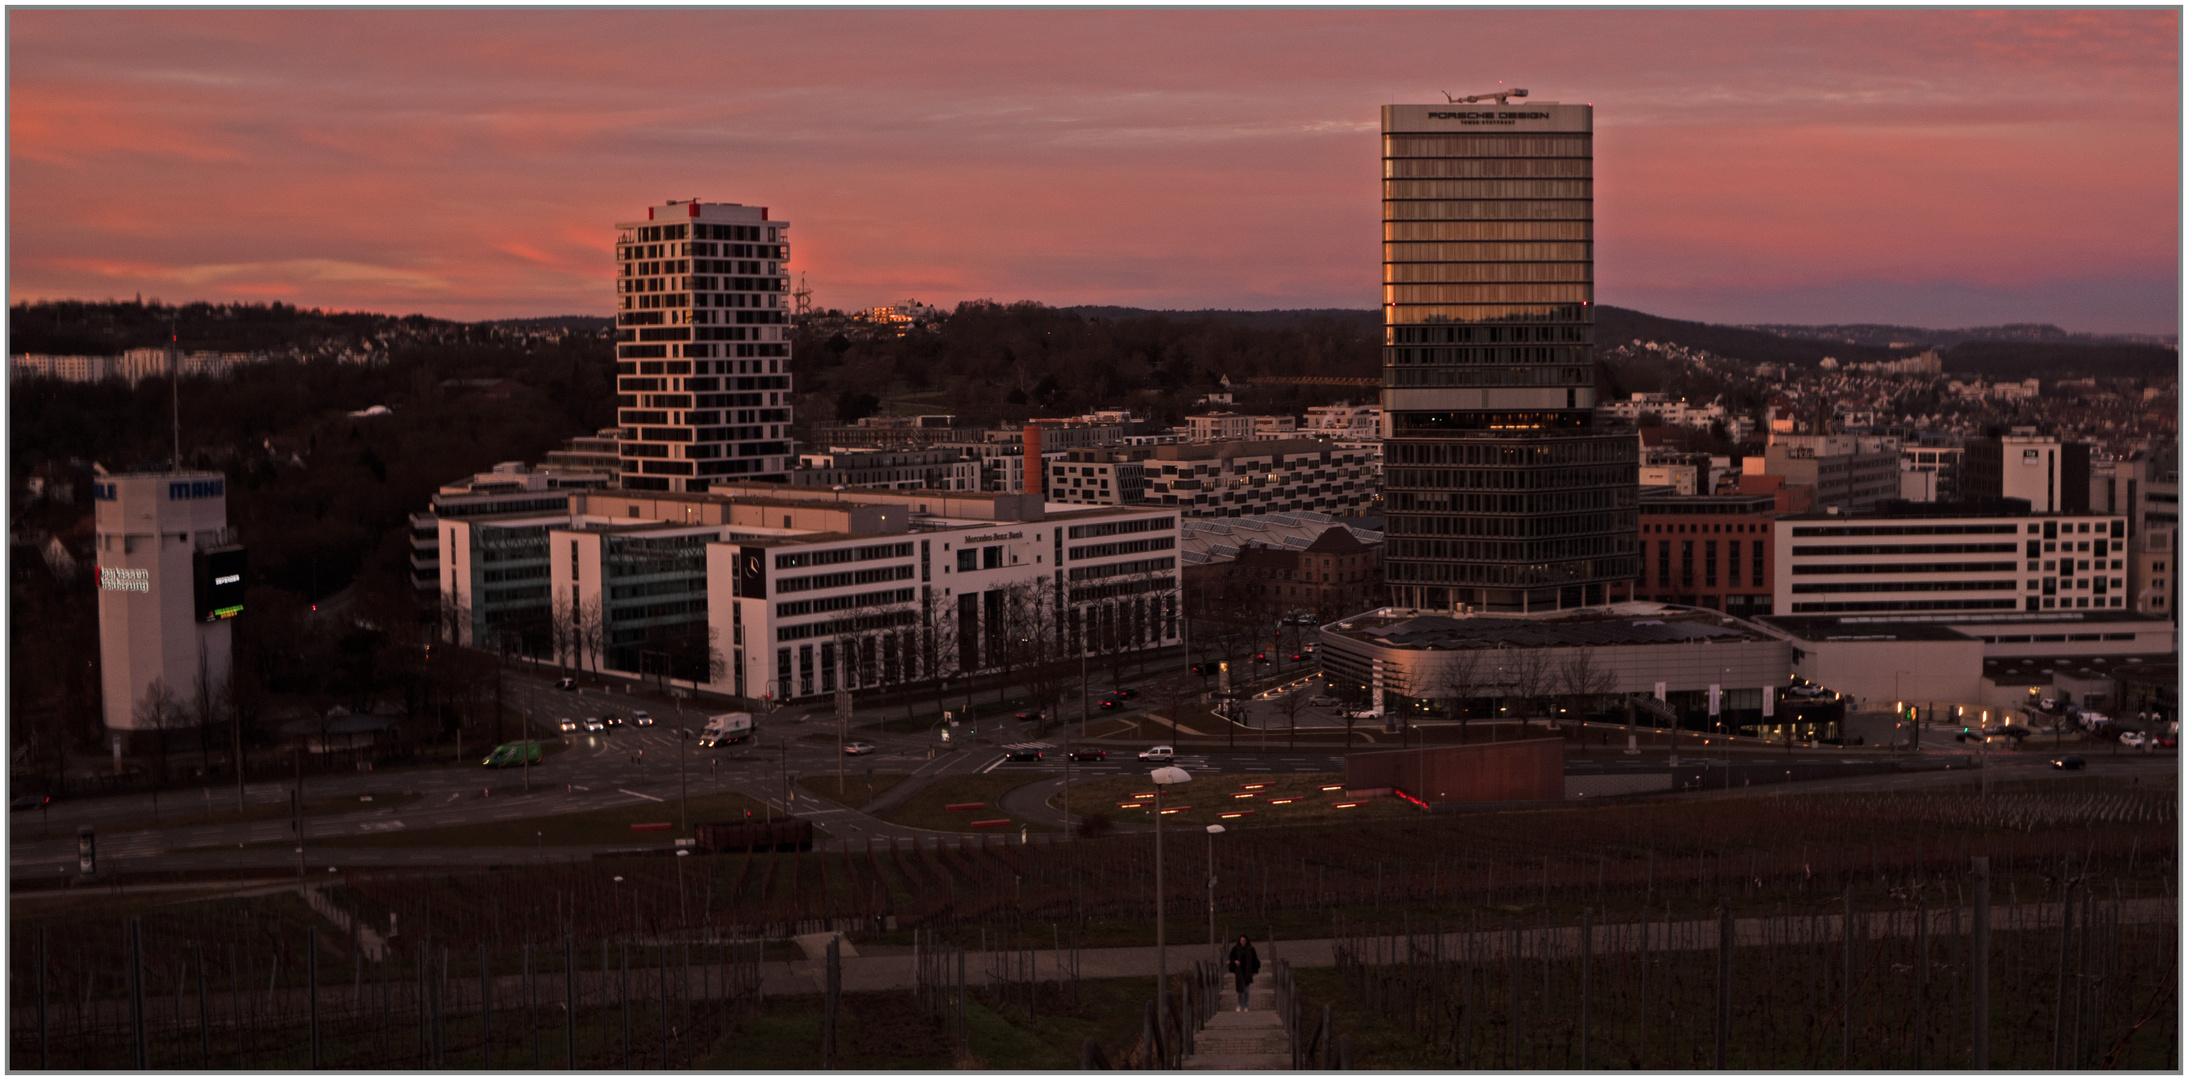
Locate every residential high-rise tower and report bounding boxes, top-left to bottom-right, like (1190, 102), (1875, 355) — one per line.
(1379, 100), (1638, 612)
(614, 200), (794, 491)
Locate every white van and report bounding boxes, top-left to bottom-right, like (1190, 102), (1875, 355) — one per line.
(697, 711), (755, 747)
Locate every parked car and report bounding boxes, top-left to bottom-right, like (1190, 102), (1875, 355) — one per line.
(1004, 747), (1044, 762)
(1138, 745), (1175, 763)
(632, 710), (654, 726)
(1067, 747), (1108, 762)
(2119, 731), (2148, 748)
(558, 717), (578, 733)
(555, 677), (577, 691)
(582, 717), (605, 733)
(842, 741), (877, 756)
(2050, 755), (2086, 770)
(1309, 696), (1339, 708)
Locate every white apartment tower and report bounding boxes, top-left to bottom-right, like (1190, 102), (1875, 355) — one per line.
(93, 472), (244, 740)
(614, 200), (794, 492)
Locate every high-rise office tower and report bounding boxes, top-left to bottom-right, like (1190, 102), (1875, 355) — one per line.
(1380, 100), (1638, 612)
(614, 200), (795, 492)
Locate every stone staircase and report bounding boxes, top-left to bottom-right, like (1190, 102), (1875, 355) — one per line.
(1183, 975), (1288, 1070)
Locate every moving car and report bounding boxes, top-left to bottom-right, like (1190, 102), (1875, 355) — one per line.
(555, 677), (577, 691)
(603, 715), (626, 729)
(2050, 755), (2086, 770)
(1014, 709), (1048, 723)
(1111, 687), (1138, 700)
(2119, 731), (2148, 748)
(1138, 745), (1175, 763)
(1067, 747), (1108, 762)
(558, 717), (578, 733)
(10, 792), (50, 811)
(842, 741), (878, 756)
(632, 710), (654, 727)
(483, 741), (544, 768)
(1098, 697), (1123, 710)
(1309, 696), (1338, 708)
(582, 717), (605, 733)
(1004, 747), (1044, 762)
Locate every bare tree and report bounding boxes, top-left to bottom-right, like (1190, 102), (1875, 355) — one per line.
(1555, 648), (1618, 738)
(1424, 650), (1484, 743)
(1277, 679), (1313, 751)
(1504, 647), (1557, 732)
(131, 678), (188, 787)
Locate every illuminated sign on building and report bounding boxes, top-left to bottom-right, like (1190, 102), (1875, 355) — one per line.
(99, 566), (150, 592)
(194, 547), (247, 621)
(168, 479), (225, 500)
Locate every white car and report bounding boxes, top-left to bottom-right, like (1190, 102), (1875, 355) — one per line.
(582, 717), (605, 733)
(1138, 745), (1175, 763)
(558, 717), (578, 733)
(632, 710), (654, 726)
(842, 741), (878, 756)
(2120, 731), (2148, 748)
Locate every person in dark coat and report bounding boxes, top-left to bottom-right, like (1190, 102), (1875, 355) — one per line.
(1226, 935), (1260, 1011)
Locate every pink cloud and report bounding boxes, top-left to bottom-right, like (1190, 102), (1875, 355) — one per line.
(6, 8), (2177, 331)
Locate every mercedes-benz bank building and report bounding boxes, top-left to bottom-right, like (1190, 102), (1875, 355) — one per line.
(1380, 101), (1639, 614)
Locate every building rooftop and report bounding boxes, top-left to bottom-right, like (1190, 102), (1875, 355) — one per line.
(1180, 511), (1381, 566)
(1757, 616), (1979, 644)
(1324, 602), (1777, 651)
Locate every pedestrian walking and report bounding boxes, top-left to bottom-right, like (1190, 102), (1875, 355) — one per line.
(1226, 935), (1260, 1012)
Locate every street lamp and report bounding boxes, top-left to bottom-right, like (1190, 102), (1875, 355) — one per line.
(1150, 764), (1192, 999)
(1205, 824), (1226, 965)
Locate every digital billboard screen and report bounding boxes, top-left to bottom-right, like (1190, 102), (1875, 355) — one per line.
(194, 546), (246, 621)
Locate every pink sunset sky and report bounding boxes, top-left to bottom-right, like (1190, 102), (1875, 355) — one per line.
(8, 8), (2180, 332)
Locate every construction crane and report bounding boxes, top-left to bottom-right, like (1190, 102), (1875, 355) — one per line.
(1442, 88), (1529, 105)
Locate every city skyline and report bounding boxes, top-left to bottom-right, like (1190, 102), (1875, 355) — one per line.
(8, 8), (2179, 332)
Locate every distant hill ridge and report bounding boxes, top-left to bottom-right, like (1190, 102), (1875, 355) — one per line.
(1739, 321), (2176, 350)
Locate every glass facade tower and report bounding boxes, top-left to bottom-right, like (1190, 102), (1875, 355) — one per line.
(1380, 102), (1638, 612)
(614, 200), (795, 492)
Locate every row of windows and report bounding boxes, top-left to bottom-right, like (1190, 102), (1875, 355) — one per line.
(623, 223), (778, 247)
(607, 575), (706, 601)
(1387, 508), (1634, 540)
(609, 598), (706, 622)
(1386, 437), (1633, 466)
(1385, 200), (1591, 223)
(1068, 576), (1176, 602)
(1384, 508), (1632, 539)
(1387, 283), (1593, 305)
(1789, 524), (2021, 537)
(1382, 216), (1592, 239)
(776, 542), (914, 569)
(483, 585), (549, 604)
(1789, 562), (2019, 576)
(1066, 556), (1176, 582)
(1788, 580), (2017, 594)
(1387, 464), (1635, 491)
(1790, 599), (2020, 614)
(1386, 366), (1590, 389)
(1389, 346), (1591, 366)
(1383, 134), (1590, 158)
(1067, 536), (1175, 561)
(1390, 303), (1590, 325)
(1789, 543), (2017, 556)
(1388, 323), (1589, 345)
(1653, 539), (1766, 589)
(1386, 179), (1591, 200)
(775, 609), (919, 642)
(1385, 158), (1590, 179)
(1384, 489), (1632, 515)
(1388, 534), (1637, 564)
(1066, 515), (1175, 540)
(777, 563), (915, 593)
(1386, 554), (1639, 587)
(481, 565), (546, 584)
(1387, 241), (1590, 261)
(775, 587), (914, 618)
(1386, 262), (1591, 283)
(1389, 410), (1596, 432)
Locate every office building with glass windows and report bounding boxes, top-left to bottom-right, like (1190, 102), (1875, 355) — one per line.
(614, 200), (795, 492)
(1379, 101), (1638, 612)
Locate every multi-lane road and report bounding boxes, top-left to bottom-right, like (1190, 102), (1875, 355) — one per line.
(12, 669), (2171, 883)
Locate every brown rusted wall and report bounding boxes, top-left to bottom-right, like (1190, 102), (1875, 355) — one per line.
(1345, 738), (1563, 804)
